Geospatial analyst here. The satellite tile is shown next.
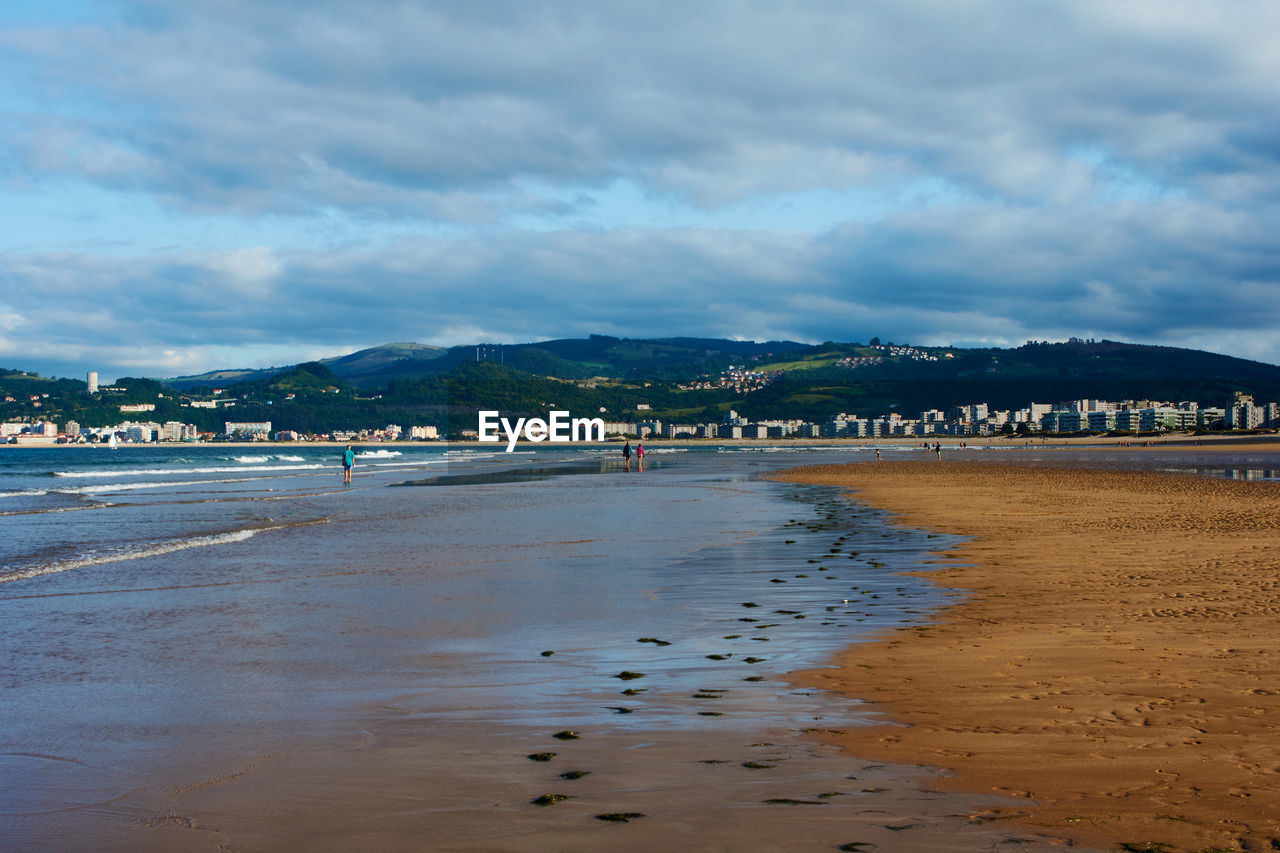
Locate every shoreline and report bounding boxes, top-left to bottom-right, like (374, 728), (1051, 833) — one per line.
(9, 433), (1280, 451)
(5, 448), (1072, 852)
(774, 459), (1280, 851)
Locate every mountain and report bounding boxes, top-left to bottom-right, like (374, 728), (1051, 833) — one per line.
(739, 339), (1280, 421)
(165, 335), (811, 389)
(8, 336), (1280, 436)
(163, 342), (447, 390)
(151, 335), (1280, 428)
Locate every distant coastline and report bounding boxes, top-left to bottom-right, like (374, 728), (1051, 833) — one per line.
(10, 433), (1280, 451)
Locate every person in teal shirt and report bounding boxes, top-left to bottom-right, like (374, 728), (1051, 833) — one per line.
(342, 445), (355, 483)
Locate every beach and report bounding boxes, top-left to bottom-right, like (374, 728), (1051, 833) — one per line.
(776, 457), (1280, 851)
(2, 443), (1078, 852)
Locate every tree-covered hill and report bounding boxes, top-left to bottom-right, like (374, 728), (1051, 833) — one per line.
(6, 337), (1280, 435)
(164, 335), (812, 389)
(733, 340), (1280, 421)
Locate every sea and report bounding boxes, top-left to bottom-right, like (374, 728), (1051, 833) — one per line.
(3, 440), (1270, 851)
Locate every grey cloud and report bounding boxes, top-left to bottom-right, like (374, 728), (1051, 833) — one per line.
(4, 1), (1279, 378)
(7, 1), (1280, 216)
(5, 194), (1278, 378)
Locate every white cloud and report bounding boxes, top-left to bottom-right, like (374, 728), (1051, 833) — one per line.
(203, 247), (282, 293)
(2, 1), (1279, 377)
(0, 308), (28, 332)
(8, 0), (1280, 216)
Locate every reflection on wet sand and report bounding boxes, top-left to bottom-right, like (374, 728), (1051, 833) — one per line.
(2, 446), (1077, 851)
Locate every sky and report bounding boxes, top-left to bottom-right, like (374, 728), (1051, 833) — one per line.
(3, 0), (1279, 381)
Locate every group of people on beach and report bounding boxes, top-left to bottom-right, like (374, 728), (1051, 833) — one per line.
(621, 441), (645, 471)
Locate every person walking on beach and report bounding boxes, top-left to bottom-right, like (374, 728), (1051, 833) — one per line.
(342, 445), (355, 483)
(636, 443), (645, 471)
(934, 442), (942, 459)
(622, 441), (632, 471)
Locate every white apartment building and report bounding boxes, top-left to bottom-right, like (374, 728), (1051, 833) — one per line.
(161, 421), (199, 442)
(1114, 410), (1142, 431)
(1228, 393), (1265, 429)
(600, 421), (636, 437)
(1028, 403), (1053, 423)
(124, 421), (161, 442)
(225, 421), (273, 439)
(1086, 411), (1116, 431)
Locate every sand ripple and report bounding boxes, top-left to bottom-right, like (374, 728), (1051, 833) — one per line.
(776, 460), (1280, 852)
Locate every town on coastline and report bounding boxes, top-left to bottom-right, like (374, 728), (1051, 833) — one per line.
(4, 390), (1274, 446)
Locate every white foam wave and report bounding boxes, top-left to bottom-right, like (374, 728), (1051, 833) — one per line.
(0, 489), (49, 499)
(55, 464), (326, 478)
(53, 477), (261, 494)
(234, 455), (273, 463)
(356, 449), (401, 459)
(1, 528), (262, 584)
(362, 455), (454, 466)
(0, 505), (99, 517)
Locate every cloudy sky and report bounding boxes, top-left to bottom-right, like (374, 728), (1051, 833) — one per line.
(3, 0), (1279, 380)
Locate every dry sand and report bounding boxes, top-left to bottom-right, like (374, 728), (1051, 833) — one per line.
(775, 460), (1280, 852)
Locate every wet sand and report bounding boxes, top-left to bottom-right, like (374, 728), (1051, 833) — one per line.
(776, 460), (1280, 851)
(4, 447), (1086, 852)
(156, 713), (1071, 853)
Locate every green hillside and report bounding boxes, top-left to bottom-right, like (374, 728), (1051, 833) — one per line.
(734, 340), (1280, 421)
(163, 335), (810, 389)
(6, 337), (1280, 436)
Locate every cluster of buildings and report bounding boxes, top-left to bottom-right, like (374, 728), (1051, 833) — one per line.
(867, 344), (946, 362)
(835, 355), (884, 369)
(2, 419), (201, 445)
(835, 344), (954, 370)
(676, 365), (783, 393)
(218, 422), (439, 443)
(599, 393), (1276, 439)
(305, 425), (439, 443)
(1, 419), (441, 445)
(4, 392), (1278, 445)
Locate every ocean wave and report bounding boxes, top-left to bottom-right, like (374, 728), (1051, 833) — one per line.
(55, 464), (327, 478)
(363, 458), (450, 469)
(52, 477), (261, 494)
(0, 504), (103, 517)
(0, 489), (49, 499)
(1, 529), (257, 584)
(356, 449), (401, 459)
(0, 527), (254, 581)
(0, 518), (329, 585)
(234, 455), (273, 463)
